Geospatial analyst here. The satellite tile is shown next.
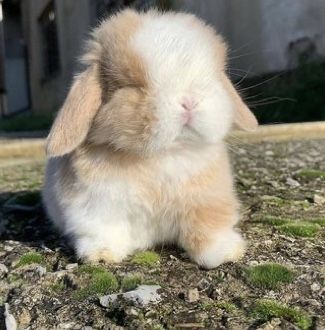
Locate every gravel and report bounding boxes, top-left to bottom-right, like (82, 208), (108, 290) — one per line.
(0, 138), (324, 329)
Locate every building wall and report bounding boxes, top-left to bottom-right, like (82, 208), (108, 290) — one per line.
(175, 0), (325, 75)
(21, 0), (91, 114)
(21, 0), (325, 114)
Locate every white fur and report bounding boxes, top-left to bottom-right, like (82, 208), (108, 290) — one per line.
(131, 14), (234, 152)
(191, 229), (245, 269)
(43, 12), (244, 267)
(43, 144), (226, 262)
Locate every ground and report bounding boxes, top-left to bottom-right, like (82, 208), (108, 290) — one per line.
(0, 138), (324, 330)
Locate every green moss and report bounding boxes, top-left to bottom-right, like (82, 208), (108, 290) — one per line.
(50, 282), (65, 293)
(252, 300), (312, 330)
(297, 169), (325, 179)
(89, 272), (119, 294)
(131, 251), (160, 267)
(78, 264), (106, 275)
(261, 216), (291, 226)
(200, 302), (214, 311)
(142, 279), (159, 286)
(246, 263), (295, 290)
(216, 301), (238, 313)
(7, 273), (22, 284)
(121, 274), (143, 292)
(16, 252), (43, 267)
(278, 222), (320, 237)
(310, 218), (325, 227)
(151, 326), (165, 330)
(262, 196), (287, 206)
(259, 216), (324, 234)
(74, 271), (118, 299)
(200, 301), (238, 314)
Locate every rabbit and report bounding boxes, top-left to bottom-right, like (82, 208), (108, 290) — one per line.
(42, 9), (258, 269)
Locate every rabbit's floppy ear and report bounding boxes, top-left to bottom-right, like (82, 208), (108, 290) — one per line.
(46, 65), (102, 157)
(222, 73), (258, 131)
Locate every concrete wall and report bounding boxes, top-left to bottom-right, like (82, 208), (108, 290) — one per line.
(21, 0), (91, 114)
(175, 0), (325, 75)
(20, 0), (325, 114)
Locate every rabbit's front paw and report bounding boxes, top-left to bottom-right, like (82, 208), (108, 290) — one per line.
(191, 230), (245, 269)
(83, 249), (122, 264)
(75, 238), (130, 264)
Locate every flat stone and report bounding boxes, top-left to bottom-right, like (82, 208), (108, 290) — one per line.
(123, 285), (161, 306)
(99, 294), (119, 307)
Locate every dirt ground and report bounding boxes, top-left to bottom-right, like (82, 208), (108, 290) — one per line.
(0, 138), (324, 329)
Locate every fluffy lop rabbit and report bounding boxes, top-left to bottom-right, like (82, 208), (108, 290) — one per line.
(43, 10), (258, 269)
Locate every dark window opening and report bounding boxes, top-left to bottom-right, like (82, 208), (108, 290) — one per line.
(39, 1), (60, 79)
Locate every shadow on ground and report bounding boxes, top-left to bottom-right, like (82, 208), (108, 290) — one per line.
(0, 190), (72, 254)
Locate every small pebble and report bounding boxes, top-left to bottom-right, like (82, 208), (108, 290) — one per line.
(65, 263), (78, 271)
(311, 283), (321, 292)
(313, 194), (325, 205)
(57, 322), (78, 329)
(100, 294), (118, 307)
(126, 308), (139, 316)
(286, 177), (300, 187)
(187, 288), (200, 303)
(4, 246), (14, 252)
(197, 278), (210, 291)
(36, 266), (47, 277)
(0, 263), (9, 278)
(263, 240), (273, 246)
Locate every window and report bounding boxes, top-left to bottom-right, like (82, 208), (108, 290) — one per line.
(39, 1), (60, 79)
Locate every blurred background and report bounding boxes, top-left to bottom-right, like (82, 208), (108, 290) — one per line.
(0, 0), (324, 133)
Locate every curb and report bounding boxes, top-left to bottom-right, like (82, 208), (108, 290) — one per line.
(0, 122), (324, 159)
(0, 139), (45, 159)
(230, 121), (325, 143)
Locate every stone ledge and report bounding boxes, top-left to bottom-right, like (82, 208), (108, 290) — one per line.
(1, 122), (325, 159)
(231, 121), (325, 143)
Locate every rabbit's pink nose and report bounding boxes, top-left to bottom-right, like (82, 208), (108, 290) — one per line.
(181, 97), (196, 125)
(181, 97), (196, 112)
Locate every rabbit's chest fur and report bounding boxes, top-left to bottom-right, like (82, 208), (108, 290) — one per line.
(44, 143), (231, 250)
